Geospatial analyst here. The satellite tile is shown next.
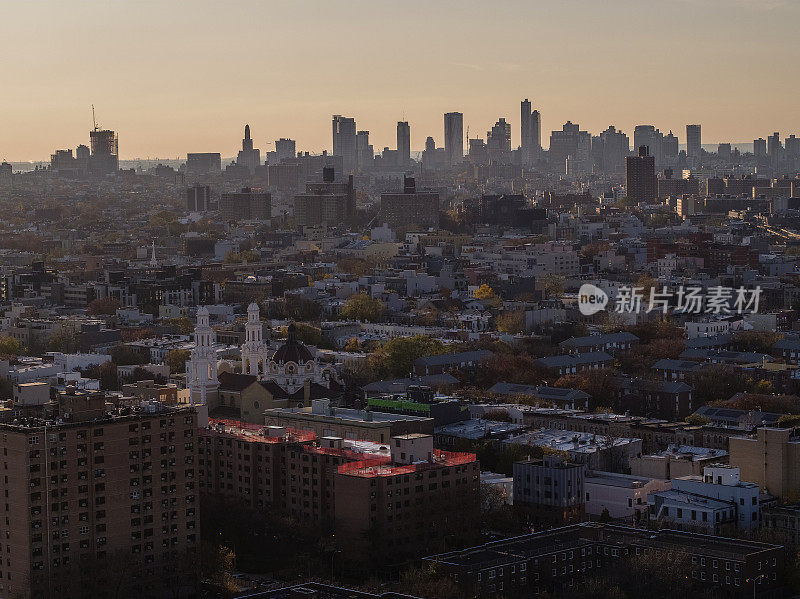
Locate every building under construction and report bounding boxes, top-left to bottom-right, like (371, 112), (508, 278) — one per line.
(89, 127), (119, 175)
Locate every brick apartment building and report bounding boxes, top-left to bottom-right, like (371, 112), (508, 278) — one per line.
(0, 391), (199, 599)
(198, 421), (479, 559)
(426, 523), (785, 598)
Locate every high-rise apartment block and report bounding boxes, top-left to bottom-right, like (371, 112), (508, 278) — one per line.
(218, 187), (271, 221)
(0, 391), (199, 598)
(293, 167), (355, 228)
(379, 176), (439, 232)
(186, 185), (212, 212)
(198, 422), (478, 559)
(626, 145), (657, 204)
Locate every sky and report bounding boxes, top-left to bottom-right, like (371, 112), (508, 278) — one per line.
(1, 0), (799, 161)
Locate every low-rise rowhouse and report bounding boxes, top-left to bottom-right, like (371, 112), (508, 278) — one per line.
(413, 349), (493, 376)
(652, 358), (704, 381)
(773, 338), (800, 364)
(425, 523), (785, 598)
(559, 332), (639, 355)
(488, 383), (590, 410)
(535, 351), (614, 377)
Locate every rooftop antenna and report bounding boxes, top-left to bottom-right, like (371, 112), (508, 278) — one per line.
(91, 105), (98, 131)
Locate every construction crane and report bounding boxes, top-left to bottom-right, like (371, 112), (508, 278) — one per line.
(91, 104), (98, 131)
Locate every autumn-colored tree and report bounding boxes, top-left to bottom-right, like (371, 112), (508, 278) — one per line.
(538, 273), (566, 299)
(495, 310), (526, 334)
(343, 337), (362, 353)
(474, 284), (502, 308)
(341, 293), (386, 322)
(732, 330), (783, 354)
(0, 336), (21, 356)
(685, 413), (710, 426)
(87, 297), (121, 316)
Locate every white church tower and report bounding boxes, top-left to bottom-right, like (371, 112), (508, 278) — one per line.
(186, 306), (218, 407)
(241, 302), (269, 376)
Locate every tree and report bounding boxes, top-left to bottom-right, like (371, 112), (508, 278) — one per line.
(166, 349), (191, 375)
(341, 293), (386, 322)
(474, 284), (502, 308)
(284, 322), (324, 347)
(496, 310), (526, 334)
(685, 413), (710, 426)
(87, 297), (121, 316)
(49, 327), (79, 353)
(0, 336), (21, 356)
(98, 361), (119, 391)
(109, 344), (149, 366)
(539, 274), (566, 299)
(368, 335), (448, 378)
(164, 316), (194, 335)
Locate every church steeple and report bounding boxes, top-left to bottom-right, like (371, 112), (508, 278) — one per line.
(186, 306), (218, 406)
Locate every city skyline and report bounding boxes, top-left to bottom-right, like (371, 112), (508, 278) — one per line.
(2, 0), (800, 161)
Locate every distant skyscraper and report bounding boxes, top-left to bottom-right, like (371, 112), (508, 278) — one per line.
(236, 124), (261, 174)
(768, 132), (782, 157)
(594, 125), (630, 174)
(487, 118), (511, 161)
(626, 145), (657, 204)
(397, 121), (410, 167)
(531, 109), (541, 156)
(275, 138), (296, 162)
(717, 143), (732, 160)
(356, 130), (372, 170)
(686, 124), (701, 158)
(754, 138), (767, 157)
(785, 135), (800, 159)
(520, 99), (541, 166)
(662, 131), (679, 159)
(549, 121), (590, 174)
(444, 112), (463, 166)
(634, 125), (664, 167)
(521, 99), (531, 163)
(332, 115), (357, 173)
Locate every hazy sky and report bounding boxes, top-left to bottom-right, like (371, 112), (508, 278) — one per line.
(2, 0), (799, 161)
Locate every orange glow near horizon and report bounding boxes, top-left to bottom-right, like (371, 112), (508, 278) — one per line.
(2, 0), (799, 161)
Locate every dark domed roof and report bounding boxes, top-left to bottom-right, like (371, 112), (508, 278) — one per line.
(271, 322), (314, 364)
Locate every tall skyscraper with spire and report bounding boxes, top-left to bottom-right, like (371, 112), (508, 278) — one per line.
(236, 124), (261, 174)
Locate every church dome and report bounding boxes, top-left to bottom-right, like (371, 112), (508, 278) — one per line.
(271, 322), (314, 364)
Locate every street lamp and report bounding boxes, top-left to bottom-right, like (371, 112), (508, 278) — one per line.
(745, 573), (767, 599)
